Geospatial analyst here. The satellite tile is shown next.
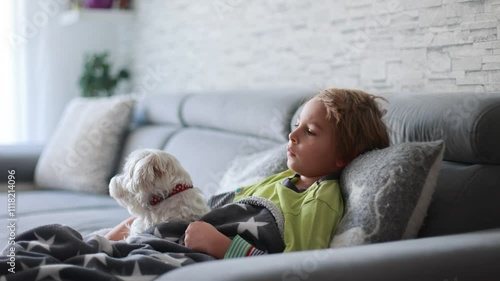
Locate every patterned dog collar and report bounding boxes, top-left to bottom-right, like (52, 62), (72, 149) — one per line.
(149, 184), (192, 206)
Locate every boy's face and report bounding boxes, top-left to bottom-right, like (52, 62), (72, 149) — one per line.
(287, 98), (342, 178)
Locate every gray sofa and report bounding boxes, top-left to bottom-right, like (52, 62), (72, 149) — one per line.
(1, 89), (500, 280)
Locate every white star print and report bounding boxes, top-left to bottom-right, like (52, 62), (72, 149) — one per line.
(20, 259), (46, 270)
(234, 203), (248, 211)
(83, 253), (108, 267)
(93, 235), (114, 255)
(153, 227), (179, 242)
(27, 232), (55, 252)
(20, 261), (30, 271)
(150, 253), (188, 267)
(163, 236), (180, 242)
(153, 227), (162, 238)
(35, 264), (73, 281)
(116, 262), (157, 281)
(237, 217), (268, 239)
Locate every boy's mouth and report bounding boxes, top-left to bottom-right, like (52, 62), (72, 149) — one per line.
(287, 148), (296, 157)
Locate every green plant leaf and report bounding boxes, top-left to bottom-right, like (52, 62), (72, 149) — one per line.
(78, 51), (131, 97)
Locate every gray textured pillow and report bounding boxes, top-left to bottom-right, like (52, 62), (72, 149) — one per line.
(35, 96), (135, 194)
(330, 141), (445, 248)
(216, 144), (288, 195)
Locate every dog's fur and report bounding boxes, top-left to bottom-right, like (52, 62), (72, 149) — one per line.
(109, 149), (209, 236)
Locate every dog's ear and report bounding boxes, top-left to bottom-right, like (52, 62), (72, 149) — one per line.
(153, 164), (163, 178)
(148, 153), (166, 180)
(134, 152), (165, 184)
(109, 175), (126, 199)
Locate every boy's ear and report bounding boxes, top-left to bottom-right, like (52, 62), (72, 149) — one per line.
(335, 160), (347, 168)
(336, 152), (359, 168)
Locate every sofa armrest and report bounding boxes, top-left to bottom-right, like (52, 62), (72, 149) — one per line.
(158, 229), (500, 281)
(0, 144), (44, 183)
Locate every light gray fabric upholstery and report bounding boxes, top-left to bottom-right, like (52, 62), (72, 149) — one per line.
(291, 92), (500, 164)
(132, 94), (186, 126)
(1, 90), (499, 280)
(382, 92), (500, 164)
(182, 90), (310, 142)
(159, 228), (500, 281)
(290, 92), (500, 238)
(290, 103), (304, 132)
(34, 97), (135, 193)
(0, 144), (43, 182)
(0, 190), (128, 245)
(216, 143), (288, 194)
(163, 128), (279, 196)
(331, 141), (444, 247)
(0, 190), (119, 216)
(419, 161), (500, 237)
(117, 125), (180, 172)
(0, 182), (36, 193)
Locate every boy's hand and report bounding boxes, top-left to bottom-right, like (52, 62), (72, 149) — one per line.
(184, 221), (231, 259)
(105, 216), (136, 241)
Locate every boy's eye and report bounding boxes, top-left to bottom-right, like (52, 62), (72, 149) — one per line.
(306, 129), (316, 136)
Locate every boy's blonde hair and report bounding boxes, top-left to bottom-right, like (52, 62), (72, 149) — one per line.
(316, 88), (390, 163)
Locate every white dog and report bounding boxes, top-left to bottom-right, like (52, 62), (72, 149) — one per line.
(109, 149), (210, 237)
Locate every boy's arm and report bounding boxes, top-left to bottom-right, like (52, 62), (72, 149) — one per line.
(223, 235), (266, 258)
(184, 221), (231, 259)
(105, 216), (136, 241)
(184, 221), (267, 259)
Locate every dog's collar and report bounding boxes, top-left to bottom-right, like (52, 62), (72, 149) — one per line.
(149, 184), (192, 206)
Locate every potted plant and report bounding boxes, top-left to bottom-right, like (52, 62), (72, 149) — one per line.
(79, 52), (130, 97)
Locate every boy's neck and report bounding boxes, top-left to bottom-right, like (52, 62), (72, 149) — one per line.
(295, 169), (343, 190)
(295, 175), (322, 190)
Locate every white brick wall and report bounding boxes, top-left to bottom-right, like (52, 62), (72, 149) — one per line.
(131, 0), (500, 94)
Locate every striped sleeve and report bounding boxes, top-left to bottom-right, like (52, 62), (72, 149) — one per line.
(223, 235), (266, 259)
(207, 191), (235, 209)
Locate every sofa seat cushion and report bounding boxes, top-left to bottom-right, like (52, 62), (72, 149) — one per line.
(0, 190), (128, 246)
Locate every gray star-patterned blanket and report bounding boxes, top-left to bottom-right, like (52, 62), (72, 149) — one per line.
(0, 197), (285, 281)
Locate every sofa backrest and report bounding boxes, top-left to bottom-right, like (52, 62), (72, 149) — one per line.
(380, 92), (500, 237)
(117, 89), (311, 196)
(117, 90), (500, 239)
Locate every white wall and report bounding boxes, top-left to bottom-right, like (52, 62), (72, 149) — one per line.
(13, 0), (500, 143)
(132, 0), (500, 94)
(19, 0), (132, 143)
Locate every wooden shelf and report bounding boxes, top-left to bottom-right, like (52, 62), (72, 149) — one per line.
(59, 9), (135, 26)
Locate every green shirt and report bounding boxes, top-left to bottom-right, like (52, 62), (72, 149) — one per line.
(233, 169), (344, 252)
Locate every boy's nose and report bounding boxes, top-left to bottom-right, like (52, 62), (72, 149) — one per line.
(289, 131), (298, 144)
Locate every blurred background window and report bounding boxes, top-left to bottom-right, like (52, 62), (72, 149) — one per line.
(0, 0), (17, 144)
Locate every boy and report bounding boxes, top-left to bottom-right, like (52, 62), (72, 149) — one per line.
(107, 88), (390, 259)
